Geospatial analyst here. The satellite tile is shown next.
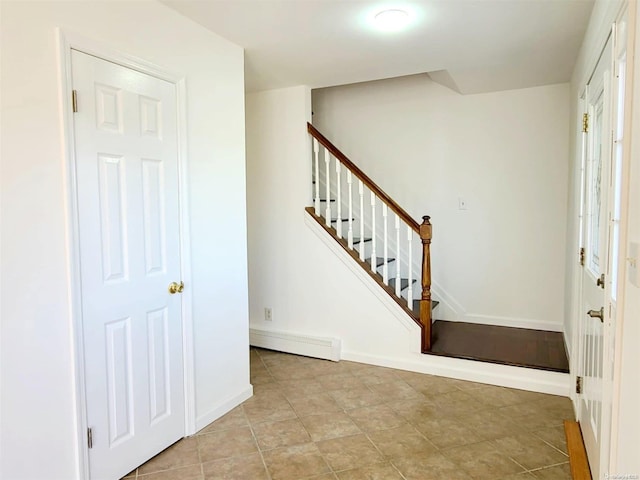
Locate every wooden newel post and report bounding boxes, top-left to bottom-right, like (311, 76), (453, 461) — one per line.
(419, 215), (432, 353)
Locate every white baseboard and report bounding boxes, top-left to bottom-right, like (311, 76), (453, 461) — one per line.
(342, 350), (571, 396)
(459, 313), (564, 332)
(250, 327), (341, 362)
(194, 385), (253, 434)
(430, 283), (563, 332)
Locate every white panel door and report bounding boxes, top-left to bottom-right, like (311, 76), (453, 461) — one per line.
(71, 50), (185, 480)
(578, 29), (625, 478)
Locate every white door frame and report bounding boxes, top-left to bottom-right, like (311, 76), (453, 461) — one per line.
(570, 3), (633, 476)
(607, 1), (636, 474)
(56, 30), (196, 480)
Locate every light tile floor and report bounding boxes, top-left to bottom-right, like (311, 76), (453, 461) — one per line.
(123, 348), (574, 480)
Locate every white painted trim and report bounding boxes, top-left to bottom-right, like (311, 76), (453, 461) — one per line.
(342, 350), (571, 397)
(175, 78), (197, 437)
(460, 313), (564, 332)
(608, 3), (634, 473)
(195, 386), (254, 433)
(57, 29), (195, 479)
(432, 281), (563, 331)
(58, 29), (184, 83)
(304, 211), (420, 333)
(571, 9), (631, 476)
(250, 328), (341, 362)
(57, 30), (90, 480)
(576, 1), (627, 89)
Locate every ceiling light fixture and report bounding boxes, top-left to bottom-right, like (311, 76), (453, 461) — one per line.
(373, 8), (411, 32)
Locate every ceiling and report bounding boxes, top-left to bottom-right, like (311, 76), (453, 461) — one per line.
(161, 0), (595, 94)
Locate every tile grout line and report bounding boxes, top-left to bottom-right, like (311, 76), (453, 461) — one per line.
(249, 349), (275, 480)
(280, 363), (353, 477)
(526, 459), (571, 474)
(195, 421), (203, 480)
(255, 350), (408, 478)
(243, 408), (274, 480)
(531, 430), (571, 458)
(135, 461), (203, 478)
(249, 349), (573, 480)
(128, 349), (573, 480)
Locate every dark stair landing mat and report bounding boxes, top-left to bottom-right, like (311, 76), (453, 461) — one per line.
(426, 320), (569, 373)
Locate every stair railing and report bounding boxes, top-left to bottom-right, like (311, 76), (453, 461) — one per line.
(307, 123), (434, 352)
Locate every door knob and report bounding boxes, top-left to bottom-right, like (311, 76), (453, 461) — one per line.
(168, 281), (184, 294)
(597, 274), (605, 288)
(587, 307), (604, 322)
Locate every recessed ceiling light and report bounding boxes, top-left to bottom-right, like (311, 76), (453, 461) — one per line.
(373, 8), (411, 32)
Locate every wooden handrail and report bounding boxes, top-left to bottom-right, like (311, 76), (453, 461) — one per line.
(308, 122), (420, 233)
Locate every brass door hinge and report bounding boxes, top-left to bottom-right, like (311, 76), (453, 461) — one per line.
(72, 90), (78, 113)
(579, 247), (585, 266)
(582, 113), (589, 133)
(576, 376), (583, 395)
(87, 427), (93, 449)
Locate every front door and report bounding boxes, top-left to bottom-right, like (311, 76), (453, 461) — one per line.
(71, 50), (185, 479)
(577, 26), (626, 478)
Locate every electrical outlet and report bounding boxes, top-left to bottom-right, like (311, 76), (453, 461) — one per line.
(264, 307), (273, 321)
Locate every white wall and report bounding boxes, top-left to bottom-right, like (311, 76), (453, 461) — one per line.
(0, 2), (249, 479)
(245, 86), (570, 398)
(311, 78), (570, 331)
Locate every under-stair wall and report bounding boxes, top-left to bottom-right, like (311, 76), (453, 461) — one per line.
(245, 86), (570, 395)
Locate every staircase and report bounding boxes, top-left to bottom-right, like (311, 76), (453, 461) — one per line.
(306, 123), (438, 352)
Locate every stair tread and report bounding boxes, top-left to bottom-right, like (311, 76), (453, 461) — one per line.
(319, 198), (336, 202)
(364, 256), (396, 267)
(388, 278), (416, 290)
(352, 237), (372, 244)
(412, 299), (440, 316)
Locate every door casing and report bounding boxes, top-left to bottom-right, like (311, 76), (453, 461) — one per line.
(570, 3), (633, 477)
(57, 30), (196, 480)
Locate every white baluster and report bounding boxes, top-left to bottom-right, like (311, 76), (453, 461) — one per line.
(336, 161), (342, 238)
(370, 192), (376, 272)
(395, 215), (401, 297)
(313, 139), (320, 215)
(407, 226), (413, 306)
(359, 181), (365, 260)
(347, 172), (354, 249)
(325, 149), (331, 226)
(383, 204), (388, 283)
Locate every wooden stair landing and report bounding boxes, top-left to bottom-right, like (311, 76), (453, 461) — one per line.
(427, 320), (569, 372)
